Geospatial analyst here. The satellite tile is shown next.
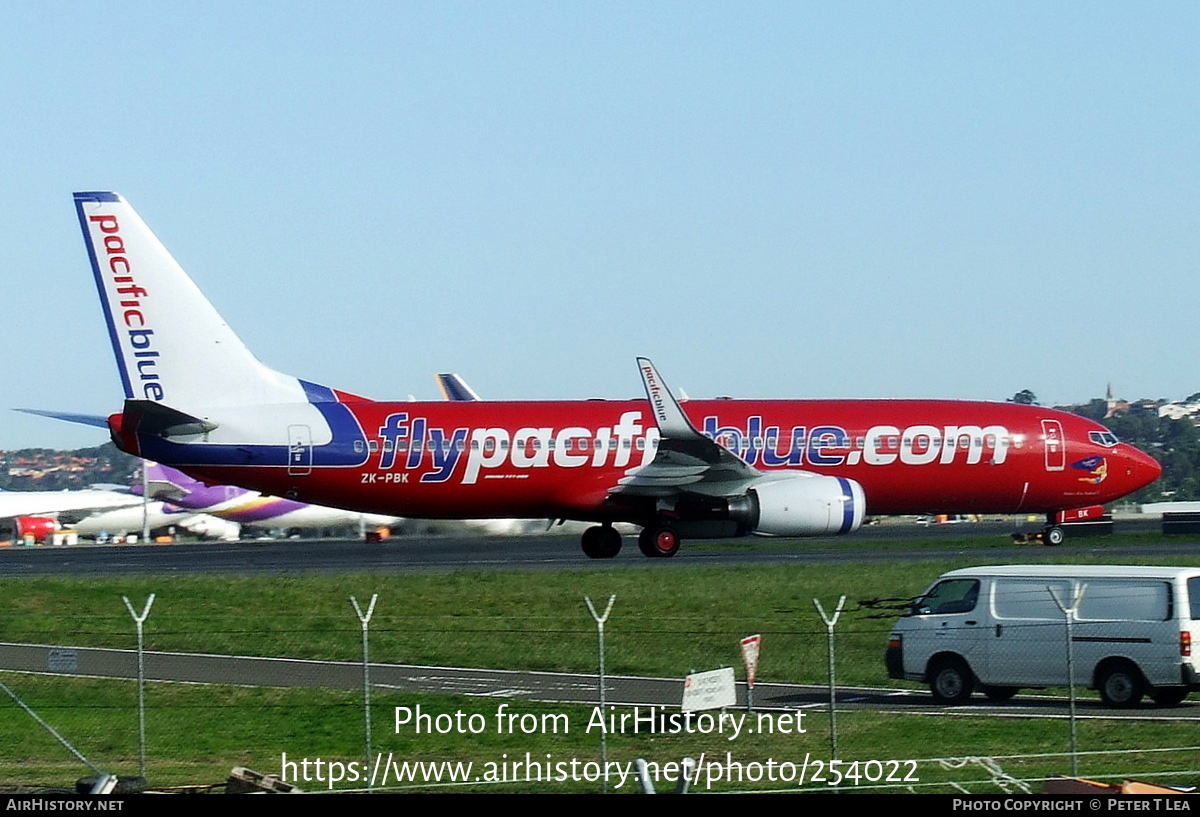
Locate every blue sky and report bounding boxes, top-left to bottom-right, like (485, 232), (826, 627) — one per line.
(1, 2), (1196, 449)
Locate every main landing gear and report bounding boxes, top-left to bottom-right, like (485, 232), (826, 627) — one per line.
(637, 525), (680, 558)
(580, 522), (682, 559)
(580, 524), (622, 559)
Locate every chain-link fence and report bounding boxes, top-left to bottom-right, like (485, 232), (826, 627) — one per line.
(2, 585), (1199, 794)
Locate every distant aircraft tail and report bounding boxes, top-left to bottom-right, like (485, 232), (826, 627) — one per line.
(436, 373), (481, 402)
(74, 192), (319, 413)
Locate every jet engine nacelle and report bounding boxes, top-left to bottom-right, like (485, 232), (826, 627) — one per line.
(15, 516), (58, 544)
(181, 515), (241, 542)
(728, 474), (865, 537)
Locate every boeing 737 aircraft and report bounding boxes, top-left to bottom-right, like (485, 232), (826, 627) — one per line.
(72, 192), (1161, 558)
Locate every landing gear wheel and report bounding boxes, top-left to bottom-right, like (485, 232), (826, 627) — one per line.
(1150, 687), (1188, 707)
(1097, 662), (1145, 707)
(1044, 525), (1065, 546)
(928, 657), (974, 705)
(980, 685), (1019, 703)
(637, 526), (680, 558)
(581, 525), (622, 559)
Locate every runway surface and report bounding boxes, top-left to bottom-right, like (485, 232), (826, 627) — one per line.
(0, 518), (1195, 577)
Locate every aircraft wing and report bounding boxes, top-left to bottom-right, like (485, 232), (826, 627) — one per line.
(613, 358), (760, 498)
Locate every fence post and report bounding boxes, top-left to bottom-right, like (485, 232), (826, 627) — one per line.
(1048, 583), (1085, 777)
(122, 594), (155, 779)
(813, 595), (846, 764)
(585, 595), (616, 793)
(351, 593), (379, 790)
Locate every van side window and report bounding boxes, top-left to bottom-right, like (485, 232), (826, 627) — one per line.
(910, 579), (979, 616)
(993, 579), (1072, 620)
(1077, 581), (1170, 622)
(1191, 578), (1200, 620)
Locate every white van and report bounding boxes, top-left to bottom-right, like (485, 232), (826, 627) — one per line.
(886, 565), (1200, 707)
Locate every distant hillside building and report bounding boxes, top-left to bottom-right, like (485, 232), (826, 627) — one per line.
(1105, 384), (1130, 419)
(1159, 400), (1200, 422)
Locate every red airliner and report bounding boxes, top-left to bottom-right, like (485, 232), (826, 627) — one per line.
(74, 192), (1161, 558)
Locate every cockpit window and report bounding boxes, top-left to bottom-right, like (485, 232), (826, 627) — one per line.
(1089, 431), (1120, 447)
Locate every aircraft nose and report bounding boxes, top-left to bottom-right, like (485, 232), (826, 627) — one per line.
(1123, 445), (1162, 491)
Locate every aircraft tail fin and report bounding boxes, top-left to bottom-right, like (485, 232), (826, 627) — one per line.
(436, 373), (481, 402)
(74, 192), (314, 413)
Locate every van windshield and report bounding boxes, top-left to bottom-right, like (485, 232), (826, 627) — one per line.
(909, 579), (980, 616)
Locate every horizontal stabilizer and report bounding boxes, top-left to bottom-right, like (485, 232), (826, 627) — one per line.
(143, 463), (192, 502)
(15, 408), (111, 429)
(124, 400), (218, 438)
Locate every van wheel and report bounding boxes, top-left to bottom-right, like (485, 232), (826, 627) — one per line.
(1150, 687), (1189, 706)
(980, 685), (1018, 703)
(929, 657), (974, 705)
(1097, 661), (1144, 707)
